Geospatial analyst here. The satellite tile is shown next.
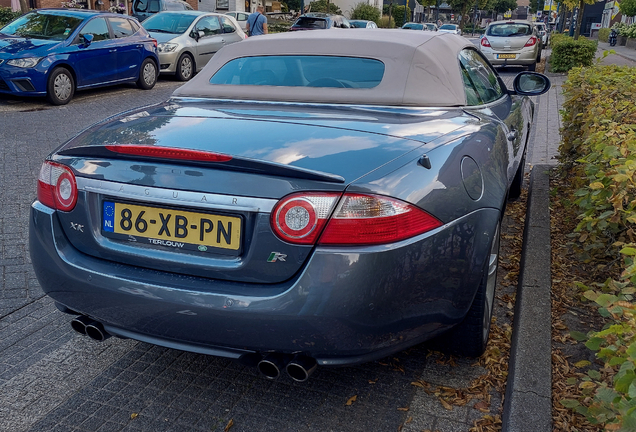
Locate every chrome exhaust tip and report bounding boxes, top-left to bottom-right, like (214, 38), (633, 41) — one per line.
(257, 353), (287, 380)
(85, 321), (110, 342)
(286, 355), (317, 382)
(70, 315), (92, 335)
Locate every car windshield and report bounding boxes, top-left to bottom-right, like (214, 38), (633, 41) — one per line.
(142, 12), (196, 33)
(0, 11), (85, 40)
(210, 55), (385, 88)
(487, 23), (532, 37)
(402, 23), (423, 30)
(440, 24), (456, 30)
(293, 17), (327, 29)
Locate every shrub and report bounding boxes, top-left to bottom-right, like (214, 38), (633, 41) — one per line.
(549, 34), (597, 73)
(597, 27), (610, 42)
(268, 22), (291, 32)
(462, 24), (485, 34)
(307, 0), (341, 14)
(350, 2), (380, 24)
(558, 62), (636, 431)
(378, 15), (394, 28)
(620, 0), (636, 18)
(391, 5), (410, 28)
(0, 7), (22, 27)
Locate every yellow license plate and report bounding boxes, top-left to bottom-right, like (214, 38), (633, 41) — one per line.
(497, 54), (517, 59)
(102, 201), (241, 251)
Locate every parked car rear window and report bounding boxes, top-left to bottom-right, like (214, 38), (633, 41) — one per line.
(1, 11), (85, 41)
(143, 12), (196, 33)
(210, 56), (385, 88)
(486, 23), (532, 37)
(440, 24), (456, 30)
(402, 23), (423, 30)
(109, 18), (135, 38)
(294, 17), (327, 29)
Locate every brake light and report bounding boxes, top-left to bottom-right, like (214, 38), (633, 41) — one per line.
(151, 38), (157, 48)
(271, 193), (340, 245)
(270, 192), (442, 246)
(105, 145), (232, 162)
(37, 161), (78, 212)
(318, 194), (442, 246)
(480, 37), (491, 47)
(524, 36), (537, 47)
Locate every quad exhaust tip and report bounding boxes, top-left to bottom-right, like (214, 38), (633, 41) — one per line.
(70, 316), (110, 341)
(257, 353), (318, 381)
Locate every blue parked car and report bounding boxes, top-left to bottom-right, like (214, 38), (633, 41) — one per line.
(0, 9), (160, 105)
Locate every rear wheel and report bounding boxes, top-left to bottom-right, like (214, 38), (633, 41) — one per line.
(175, 53), (194, 81)
(47, 67), (74, 105)
(527, 61), (537, 72)
(137, 58), (157, 90)
(433, 223), (500, 357)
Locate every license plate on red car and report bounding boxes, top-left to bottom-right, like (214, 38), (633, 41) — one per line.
(102, 201), (242, 254)
(497, 54), (517, 59)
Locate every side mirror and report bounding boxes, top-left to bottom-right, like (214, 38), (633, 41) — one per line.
(82, 33), (94, 46)
(198, 30), (205, 39)
(512, 72), (551, 96)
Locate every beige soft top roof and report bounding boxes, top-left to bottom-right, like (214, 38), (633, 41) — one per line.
(173, 29), (474, 107)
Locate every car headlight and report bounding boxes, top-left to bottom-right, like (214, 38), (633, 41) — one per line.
(157, 43), (178, 53)
(7, 57), (41, 68)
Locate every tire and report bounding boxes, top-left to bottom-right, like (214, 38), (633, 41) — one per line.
(175, 53), (194, 81)
(137, 58), (157, 90)
(46, 67), (74, 105)
(432, 223), (500, 357)
(527, 61), (537, 72)
(508, 149), (526, 200)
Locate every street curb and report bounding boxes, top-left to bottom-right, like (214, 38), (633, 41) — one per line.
(502, 165), (553, 432)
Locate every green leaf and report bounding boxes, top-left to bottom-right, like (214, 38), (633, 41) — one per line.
(560, 399), (580, 408)
(610, 356), (628, 366)
(615, 372), (636, 393)
(597, 386), (620, 404)
(622, 247), (636, 256)
(588, 369), (602, 380)
(596, 294), (616, 307)
(570, 331), (589, 341)
(586, 337), (604, 351)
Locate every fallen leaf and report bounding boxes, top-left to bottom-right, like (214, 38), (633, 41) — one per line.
(345, 395), (357, 406)
(473, 401), (490, 413)
(130, 413), (138, 420)
(404, 416), (413, 424)
(439, 398), (453, 410)
(224, 419), (234, 432)
(397, 407), (409, 411)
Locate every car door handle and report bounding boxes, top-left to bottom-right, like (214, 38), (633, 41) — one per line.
(507, 131), (518, 141)
(221, 39), (225, 43)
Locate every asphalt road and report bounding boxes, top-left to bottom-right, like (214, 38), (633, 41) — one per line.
(0, 70), (522, 432)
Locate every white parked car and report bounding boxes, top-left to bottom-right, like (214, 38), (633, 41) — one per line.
(438, 23), (462, 35)
(225, 11), (249, 31)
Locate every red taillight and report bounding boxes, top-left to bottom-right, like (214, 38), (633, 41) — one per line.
(524, 36), (537, 47)
(480, 37), (491, 47)
(271, 193), (340, 245)
(151, 38), (157, 48)
(105, 145), (232, 162)
(37, 161), (78, 212)
(270, 192), (442, 246)
(319, 194), (442, 246)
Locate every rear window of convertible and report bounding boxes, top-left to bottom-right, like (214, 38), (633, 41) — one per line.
(209, 56), (385, 88)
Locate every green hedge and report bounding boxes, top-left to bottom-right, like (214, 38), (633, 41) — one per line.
(0, 7), (22, 27)
(597, 27), (610, 43)
(558, 63), (636, 431)
(549, 34), (598, 73)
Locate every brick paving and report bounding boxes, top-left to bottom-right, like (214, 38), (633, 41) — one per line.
(0, 67), (539, 431)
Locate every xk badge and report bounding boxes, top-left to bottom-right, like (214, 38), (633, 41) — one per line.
(267, 252), (287, 262)
(70, 222), (84, 232)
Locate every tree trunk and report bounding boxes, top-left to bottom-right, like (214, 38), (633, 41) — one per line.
(19, 0), (28, 13)
(573, 0), (585, 40)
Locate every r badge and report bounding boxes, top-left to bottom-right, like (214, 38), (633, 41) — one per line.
(267, 252), (287, 262)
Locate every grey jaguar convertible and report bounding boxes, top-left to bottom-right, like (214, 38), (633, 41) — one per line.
(30, 30), (550, 381)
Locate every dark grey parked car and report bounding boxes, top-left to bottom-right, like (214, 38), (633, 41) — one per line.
(30, 30), (550, 381)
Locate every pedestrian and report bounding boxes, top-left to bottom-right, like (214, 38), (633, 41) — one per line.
(246, 5), (268, 37)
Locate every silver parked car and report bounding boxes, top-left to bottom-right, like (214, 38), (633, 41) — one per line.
(479, 19), (542, 71)
(142, 11), (245, 81)
(349, 19), (378, 28)
(534, 22), (548, 47)
(402, 22), (437, 31)
(30, 30), (550, 381)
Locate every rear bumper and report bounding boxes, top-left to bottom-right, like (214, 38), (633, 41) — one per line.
(30, 200), (500, 366)
(480, 48), (539, 65)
